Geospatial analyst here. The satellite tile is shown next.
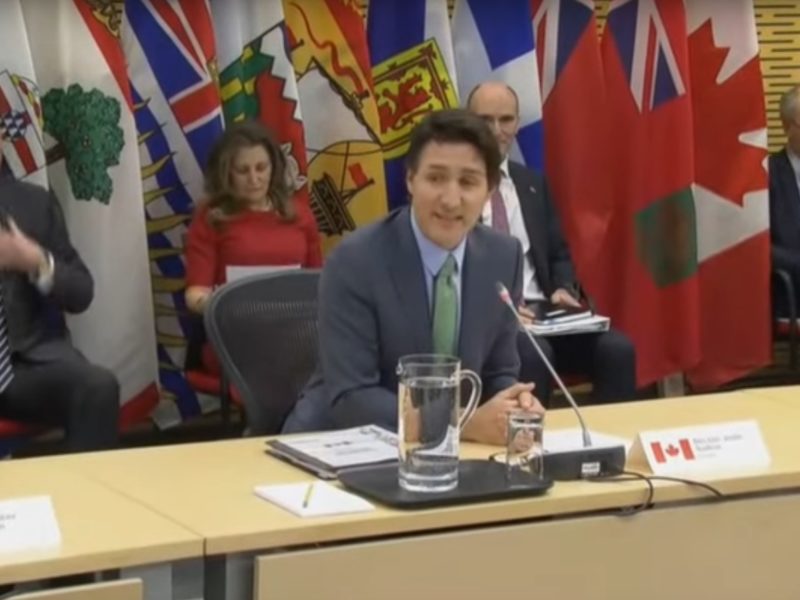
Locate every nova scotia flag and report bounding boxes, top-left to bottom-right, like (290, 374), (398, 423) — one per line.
(367, 0), (458, 209)
(453, 0), (543, 168)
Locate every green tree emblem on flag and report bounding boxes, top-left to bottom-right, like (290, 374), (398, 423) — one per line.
(42, 84), (124, 204)
(635, 188), (698, 288)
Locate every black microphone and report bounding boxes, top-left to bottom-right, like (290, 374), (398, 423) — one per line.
(496, 282), (625, 479)
(496, 282), (591, 446)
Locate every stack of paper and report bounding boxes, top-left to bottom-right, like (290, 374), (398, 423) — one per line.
(267, 425), (398, 479)
(254, 481), (375, 517)
(528, 314), (610, 337)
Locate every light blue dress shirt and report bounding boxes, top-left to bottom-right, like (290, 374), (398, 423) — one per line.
(409, 208), (466, 335)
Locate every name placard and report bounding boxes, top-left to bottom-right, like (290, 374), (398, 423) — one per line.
(0, 495), (61, 554)
(630, 420), (770, 475)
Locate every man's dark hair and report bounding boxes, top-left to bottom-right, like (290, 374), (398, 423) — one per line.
(405, 109), (502, 189)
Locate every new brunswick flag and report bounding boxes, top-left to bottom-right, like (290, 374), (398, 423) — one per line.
(283, 0), (387, 253)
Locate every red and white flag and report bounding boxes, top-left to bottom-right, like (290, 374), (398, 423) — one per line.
(650, 439), (696, 464)
(0, 0), (47, 186)
(685, 0), (771, 389)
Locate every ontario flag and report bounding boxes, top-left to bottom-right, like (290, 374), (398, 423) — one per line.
(532, 0), (610, 288)
(213, 0), (311, 211)
(22, 0), (159, 426)
(684, 1), (771, 389)
(650, 438), (695, 464)
(598, 0), (701, 386)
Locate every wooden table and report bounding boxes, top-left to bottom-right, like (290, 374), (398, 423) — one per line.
(49, 389), (800, 599)
(0, 459), (202, 594)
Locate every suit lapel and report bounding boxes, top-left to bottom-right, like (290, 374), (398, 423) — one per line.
(509, 163), (549, 294)
(389, 208), (433, 353)
(777, 150), (800, 215)
(458, 230), (488, 367)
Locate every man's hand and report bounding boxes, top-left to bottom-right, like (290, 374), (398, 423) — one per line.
(0, 218), (43, 274)
(517, 304), (536, 326)
(550, 287), (581, 308)
(461, 382), (544, 446)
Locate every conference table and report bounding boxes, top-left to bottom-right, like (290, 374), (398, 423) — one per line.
(0, 458), (203, 598)
(34, 387), (800, 600)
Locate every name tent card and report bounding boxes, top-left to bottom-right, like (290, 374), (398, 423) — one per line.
(629, 420), (770, 475)
(0, 495), (61, 553)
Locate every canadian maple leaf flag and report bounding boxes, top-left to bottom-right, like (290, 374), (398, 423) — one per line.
(650, 439), (696, 463)
(684, 0), (771, 389)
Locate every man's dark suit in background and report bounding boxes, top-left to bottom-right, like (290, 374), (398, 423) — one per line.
(0, 177), (119, 452)
(769, 148), (800, 316)
(509, 163), (636, 404)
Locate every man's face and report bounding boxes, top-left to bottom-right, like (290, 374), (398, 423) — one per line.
(406, 140), (490, 250)
(468, 85), (520, 158)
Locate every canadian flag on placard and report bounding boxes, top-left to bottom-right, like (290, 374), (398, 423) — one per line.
(650, 439), (696, 464)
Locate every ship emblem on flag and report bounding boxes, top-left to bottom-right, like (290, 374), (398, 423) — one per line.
(0, 70), (45, 178)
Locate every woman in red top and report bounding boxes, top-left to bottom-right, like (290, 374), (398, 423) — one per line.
(185, 120), (322, 374)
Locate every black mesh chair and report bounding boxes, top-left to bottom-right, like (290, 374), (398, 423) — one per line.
(204, 270), (321, 435)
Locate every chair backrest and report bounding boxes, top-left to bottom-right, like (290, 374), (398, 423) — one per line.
(204, 270), (321, 435)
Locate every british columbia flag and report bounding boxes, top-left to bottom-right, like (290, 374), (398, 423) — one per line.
(124, 0), (224, 426)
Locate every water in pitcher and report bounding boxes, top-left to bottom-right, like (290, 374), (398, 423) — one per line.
(398, 375), (460, 492)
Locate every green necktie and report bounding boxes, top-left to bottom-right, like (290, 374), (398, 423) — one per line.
(432, 254), (458, 355)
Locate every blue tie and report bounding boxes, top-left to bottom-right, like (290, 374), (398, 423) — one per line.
(0, 282), (13, 394)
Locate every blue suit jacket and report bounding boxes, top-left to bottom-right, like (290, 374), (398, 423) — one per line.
(283, 206), (524, 433)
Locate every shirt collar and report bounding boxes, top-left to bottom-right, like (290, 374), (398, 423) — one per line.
(409, 208), (467, 278)
(499, 157), (510, 179)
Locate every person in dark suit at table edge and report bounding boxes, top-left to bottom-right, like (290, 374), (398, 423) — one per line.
(769, 85), (800, 317)
(0, 135), (119, 452)
(283, 109), (544, 445)
(467, 81), (636, 406)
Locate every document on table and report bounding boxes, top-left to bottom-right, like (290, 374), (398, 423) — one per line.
(267, 425), (398, 479)
(254, 481), (374, 517)
(0, 495), (61, 554)
(225, 264), (300, 283)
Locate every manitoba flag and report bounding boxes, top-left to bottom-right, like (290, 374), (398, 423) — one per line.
(650, 439), (696, 463)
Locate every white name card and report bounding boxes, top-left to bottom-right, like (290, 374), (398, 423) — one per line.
(631, 420), (770, 475)
(0, 495), (61, 554)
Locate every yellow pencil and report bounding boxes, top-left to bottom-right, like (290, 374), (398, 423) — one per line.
(302, 482), (315, 508)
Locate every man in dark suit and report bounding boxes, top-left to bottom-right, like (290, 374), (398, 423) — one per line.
(770, 85), (800, 317)
(283, 109), (543, 444)
(0, 136), (119, 452)
(467, 82), (636, 405)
